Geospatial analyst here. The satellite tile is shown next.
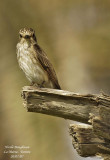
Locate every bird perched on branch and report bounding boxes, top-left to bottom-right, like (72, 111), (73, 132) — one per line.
(16, 28), (61, 89)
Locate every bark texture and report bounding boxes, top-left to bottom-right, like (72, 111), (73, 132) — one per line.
(22, 86), (110, 159)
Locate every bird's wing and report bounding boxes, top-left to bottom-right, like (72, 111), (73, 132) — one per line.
(33, 44), (61, 89)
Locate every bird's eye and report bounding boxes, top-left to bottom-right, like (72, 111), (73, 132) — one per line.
(20, 34), (22, 38)
(25, 35), (30, 39)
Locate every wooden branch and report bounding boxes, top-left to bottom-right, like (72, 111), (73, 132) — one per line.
(69, 124), (104, 157)
(22, 86), (110, 159)
(22, 86), (110, 124)
(69, 124), (110, 157)
(92, 117), (110, 140)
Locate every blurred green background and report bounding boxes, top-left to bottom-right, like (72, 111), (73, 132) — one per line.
(0, 0), (110, 160)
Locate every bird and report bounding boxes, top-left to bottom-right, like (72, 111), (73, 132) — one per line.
(16, 28), (61, 89)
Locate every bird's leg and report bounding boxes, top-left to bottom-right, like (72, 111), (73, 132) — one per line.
(30, 82), (39, 88)
(39, 81), (45, 88)
(30, 81), (45, 88)
(30, 82), (35, 86)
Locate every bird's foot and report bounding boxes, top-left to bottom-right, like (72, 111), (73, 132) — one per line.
(30, 82), (35, 86)
(39, 81), (45, 88)
(30, 81), (45, 89)
(30, 82), (39, 89)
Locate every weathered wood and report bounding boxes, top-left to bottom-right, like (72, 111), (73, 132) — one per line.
(99, 106), (110, 122)
(22, 86), (110, 159)
(22, 86), (110, 124)
(92, 117), (110, 140)
(69, 124), (104, 157)
(98, 144), (110, 155)
(22, 86), (99, 123)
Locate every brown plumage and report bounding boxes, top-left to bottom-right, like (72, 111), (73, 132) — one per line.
(16, 28), (61, 89)
(33, 44), (61, 89)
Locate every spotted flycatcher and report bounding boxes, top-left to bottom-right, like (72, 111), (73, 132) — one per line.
(16, 28), (61, 89)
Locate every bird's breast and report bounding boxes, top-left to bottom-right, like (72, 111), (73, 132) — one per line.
(17, 43), (48, 84)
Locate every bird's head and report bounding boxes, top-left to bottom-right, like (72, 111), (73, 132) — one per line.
(19, 28), (37, 44)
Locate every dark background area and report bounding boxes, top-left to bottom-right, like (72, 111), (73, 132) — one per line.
(0, 1), (110, 160)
